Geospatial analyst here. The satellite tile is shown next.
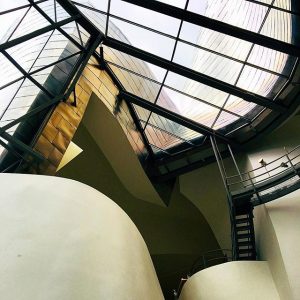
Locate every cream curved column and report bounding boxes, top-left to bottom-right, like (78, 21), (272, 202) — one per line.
(179, 261), (280, 300)
(0, 174), (163, 300)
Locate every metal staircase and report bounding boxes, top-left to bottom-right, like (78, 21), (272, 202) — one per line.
(210, 136), (257, 261)
(211, 137), (300, 262)
(233, 202), (256, 260)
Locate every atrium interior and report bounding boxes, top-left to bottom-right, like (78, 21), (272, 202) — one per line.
(0, 0), (300, 299)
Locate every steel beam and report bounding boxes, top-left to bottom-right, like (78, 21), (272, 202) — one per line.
(119, 90), (239, 146)
(122, 0), (300, 57)
(103, 60), (155, 158)
(56, 0), (101, 37)
(30, 1), (85, 51)
(0, 16), (79, 52)
(0, 132), (45, 161)
(104, 37), (287, 112)
(0, 34), (103, 134)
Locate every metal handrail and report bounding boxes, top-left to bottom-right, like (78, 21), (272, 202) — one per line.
(226, 145), (300, 180)
(226, 146), (300, 194)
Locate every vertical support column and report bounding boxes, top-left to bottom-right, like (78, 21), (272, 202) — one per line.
(210, 136), (237, 260)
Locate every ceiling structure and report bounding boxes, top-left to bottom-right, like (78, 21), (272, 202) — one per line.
(0, 0), (299, 175)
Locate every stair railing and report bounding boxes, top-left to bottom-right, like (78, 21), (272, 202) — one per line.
(209, 136), (238, 260)
(226, 145), (300, 195)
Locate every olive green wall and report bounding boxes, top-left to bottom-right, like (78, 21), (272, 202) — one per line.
(57, 124), (219, 299)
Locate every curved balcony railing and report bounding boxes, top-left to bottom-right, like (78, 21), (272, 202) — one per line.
(226, 145), (300, 204)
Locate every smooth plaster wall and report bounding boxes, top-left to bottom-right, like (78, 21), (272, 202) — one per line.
(82, 92), (163, 206)
(58, 124), (220, 299)
(0, 174), (163, 300)
(255, 190), (300, 300)
(254, 204), (292, 300)
(179, 261), (280, 300)
(248, 115), (300, 299)
(179, 153), (252, 250)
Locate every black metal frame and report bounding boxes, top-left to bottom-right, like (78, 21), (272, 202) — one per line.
(0, 0), (104, 167)
(0, 0), (299, 173)
(122, 0), (300, 56)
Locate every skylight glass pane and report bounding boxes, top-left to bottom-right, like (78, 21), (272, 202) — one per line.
(74, 4), (106, 33)
(109, 64), (161, 103)
(236, 66), (287, 98)
(273, 0), (292, 10)
(74, 0), (109, 12)
(7, 32), (51, 72)
(0, 0), (296, 159)
(0, 80), (23, 119)
(108, 18), (176, 60)
(145, 112), (203, 143)
(260, 8), (294, 44)
(224, 95), (263, 117)
(188, 0), (268, 32)
(104, 47), (167, 83)
(180, 22), (253, 61)
(157, 87), (220, 128)
(0, 7), (28, 42)
(213, 111), (240, 130)
(0, 78), (50, 127)
(144, 123), (186, 150)
(174, 42), (243, 85)
(9, 6), (51, 40)
(0, 53), (23, 88)
(165, 72), (229, 107)
(247, 45), (294, 75)
(110, 0), (181, 36)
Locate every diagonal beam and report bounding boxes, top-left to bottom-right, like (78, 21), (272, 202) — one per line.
(0, 131), (45, 162)
(30, 1), (84, 51)
(104, 37), (287, 113)
(122, 0), (300, 57)
(56, 0), (101, 37)
(0, 16), (79, 52)
(104, 61), (155, 158)
(119, 90), (239, 146)
(0, 33), (103, 134)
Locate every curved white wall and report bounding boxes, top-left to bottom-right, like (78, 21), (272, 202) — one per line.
(254, 190), (300, 300)
(0, 174), (163, 300)
(179, 261), (280, 300)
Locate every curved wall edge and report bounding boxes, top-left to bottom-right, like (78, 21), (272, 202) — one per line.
(0, 174), (164, 300)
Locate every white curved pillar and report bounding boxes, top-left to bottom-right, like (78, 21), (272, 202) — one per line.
(0, 174), (163, 300)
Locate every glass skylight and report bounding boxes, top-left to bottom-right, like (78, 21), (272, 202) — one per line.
(0, 0), (298, 160)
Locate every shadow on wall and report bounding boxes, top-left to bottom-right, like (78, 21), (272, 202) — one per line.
(57, 123), (220, 299)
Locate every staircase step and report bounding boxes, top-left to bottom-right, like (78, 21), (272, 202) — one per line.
(235, 218), (250, 224)
(238, 256), (256, 261)
(237, 233), (252, 239)
(238, 248), (255, 254)
(237, 240), (253, 246)
(236, 225), (251, 232)
(235, 207), (253, 215)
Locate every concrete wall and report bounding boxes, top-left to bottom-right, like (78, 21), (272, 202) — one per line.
(0, 174), (163, 300)
(179, 261), (280, 300)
